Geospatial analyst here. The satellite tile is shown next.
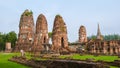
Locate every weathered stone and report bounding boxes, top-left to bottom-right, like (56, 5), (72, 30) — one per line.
(5, 42), (12, 53)
(14, 9), (34, 52)
(86, 58), (95, 62)
(33, 14), (49, 53)
(96, 24), (103, 40)
(9, 57), (110, 68)
(52, 15), (68, 52)
(113, 60), (120, 67)
(86, 24), (120, 55)
(13, 10), (120, 55)
(79, 25), (87, 43)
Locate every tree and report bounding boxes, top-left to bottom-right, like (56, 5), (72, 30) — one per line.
(48, 32), (52, 44)
(88, 35), (96, 40)
(0, 33), (6, 50)
(48, 32), (52, 38)
(6, 31), (17, 48)
(0, 31), (17, 51)
(88, 34), (120, 41)
(103, 34), (120, 41)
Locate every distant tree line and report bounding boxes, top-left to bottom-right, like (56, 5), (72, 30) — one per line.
(0, 31), (17, 51)
(88, 34), (120, 41)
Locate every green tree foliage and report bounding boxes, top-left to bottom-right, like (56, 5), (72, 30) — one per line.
(0, 31), (17, 51)
(48, 32), (52, 38)
(6, 31), (17, 48)
(88, 34), (120, 41)
(104, 34), (120, 41)
(88, 35), (96, 40)
(0, 33), (6, 50)
(24, 11), (33, 16)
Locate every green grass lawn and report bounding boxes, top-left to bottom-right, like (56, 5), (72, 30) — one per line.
(60, 54), (120, 62)
(0, 53), (30, 68)
(110, 66), (119, 68)
(0, 53), (119, 68)
(59, 54), (120, 68)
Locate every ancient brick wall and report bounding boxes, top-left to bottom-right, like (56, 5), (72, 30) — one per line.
(33, 14), (49, 52)
(79, 25), (87, 43)
(14, 9), (34, 52)
(52, 15), (68, 52)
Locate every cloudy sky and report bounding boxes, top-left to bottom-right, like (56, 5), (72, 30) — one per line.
(0, 0), (120, 42)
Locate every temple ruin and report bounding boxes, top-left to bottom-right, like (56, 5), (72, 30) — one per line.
(13, 10), (120, 55)
(14, 9), (35, 52)
(87, 40), (120, 55)
(86, 24), (120, 55)
(52, 15), (68, 52)
(33, 14), (49, 52)
(5, 42), (12, 52)
(96, 24), (103, 40)
(79, 25), (87, 43)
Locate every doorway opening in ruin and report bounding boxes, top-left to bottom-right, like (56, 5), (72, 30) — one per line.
(107, 45), (110, 53)
(44, 37), (46, 43)
(61, 37), (64, 48)
(113, 47), (116, 54)
(100, 45), (103, 53)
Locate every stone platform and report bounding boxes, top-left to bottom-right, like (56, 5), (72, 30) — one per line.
(9, 56), (109, 68)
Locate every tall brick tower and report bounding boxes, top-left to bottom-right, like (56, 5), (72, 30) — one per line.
(52, 15), (68, 52)
(14, 9), (35, 52)
(33, 14), (49, 52)
(79, 25), (87, 43)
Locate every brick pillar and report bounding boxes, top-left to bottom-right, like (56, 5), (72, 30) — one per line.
(110, 47), (113, 55)
(109, 41), (112, 54)
(115, 47), (118, 54)
(117, 48), (119, 55)
(103, 42), (107, 54)
(91, 48), (94, 53)
(98, 44), (100, 54)
(97, 48), (99, 54)
(93, 45), (96, 53)
(119, 48), (120, 53)
(94, 46), (96, 54)
(103, 47), (107, 54)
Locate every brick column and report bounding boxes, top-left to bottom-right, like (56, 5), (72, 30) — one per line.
(93, 45), (96, 53)
(115, 47), (118, 54)
(110, 47), (113, 55)
(118, 48), (120, 54)
(103, 47), (107, 54)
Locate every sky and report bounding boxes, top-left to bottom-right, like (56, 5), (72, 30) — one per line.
(0, 0), (120, 42)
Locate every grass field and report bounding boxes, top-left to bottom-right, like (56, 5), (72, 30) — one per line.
(59, 54), (120, 68)
(0, 53), (119, 68)
(60, 54), (120, 62)
(0, 53), (30, 68)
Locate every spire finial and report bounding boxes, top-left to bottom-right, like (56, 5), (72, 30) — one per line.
(97, 23), (102, 40)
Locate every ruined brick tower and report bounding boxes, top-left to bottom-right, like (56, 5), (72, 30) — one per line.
(14, 9), (34, 52)
(96, 24), (103, 40)
(33, 14), (49, 52)
(52, 15), (68, 52)
(79, 25), (87, 43)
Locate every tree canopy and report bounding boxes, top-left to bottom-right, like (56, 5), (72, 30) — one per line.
(0, 31), (17, 51)
(88, 34), (120, 41)
(48, 32), (52, 38)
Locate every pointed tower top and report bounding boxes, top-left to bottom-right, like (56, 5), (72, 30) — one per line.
(97, 24), (101, 35)
(96, 23), (103, 40)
